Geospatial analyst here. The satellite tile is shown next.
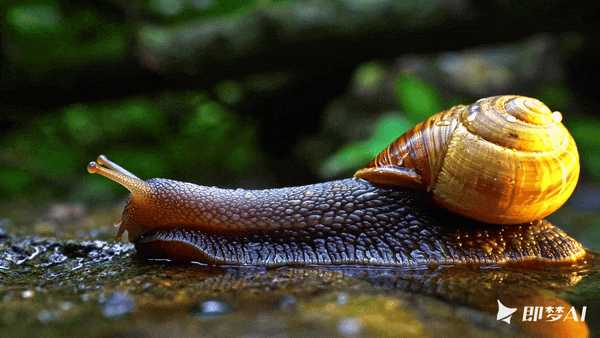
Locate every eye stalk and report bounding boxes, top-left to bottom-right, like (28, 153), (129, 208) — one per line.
(87, 155), (154, 241)
(87, 155), (150, 194)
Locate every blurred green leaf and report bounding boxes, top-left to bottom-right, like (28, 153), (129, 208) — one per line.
(394, 74), (442, 124)
(101, 98), (164, 137)
(535, 85), (574, 110)
(320, 113), (412, 179)
(72, 175), (121, 203)
(1, 114), (80, 185)
(149, 0), (185, 16)
(143, 0), (281, 24)
(0, 167), (36, 196)
(139, 26), (172, 50)
(320, 142), (372, 179)
(30, 143), (79, 179)
(215, 80), (243, 105)
(196, 102), (224, 125)
(107, 149), (170, 180)
(185, 100), (232, 138)
(354, 62), (386, 93)
(570, 120), (600, 181)
(226, 141), (255, 173)
(370, 114), (412, 148)
(8, 5), (60, 31)
(6, 2), (125, 77)
(63, 104), (101, 145)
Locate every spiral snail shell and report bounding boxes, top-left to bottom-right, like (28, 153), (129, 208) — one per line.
(355, 95), (580, 225)
(87, 95), (584, 266)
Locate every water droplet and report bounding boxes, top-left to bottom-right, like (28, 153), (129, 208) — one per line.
(37, 310), (53, 323)
(356, 192), (378, 203)
(280, 295), (297, 309)
(22, 290), (34, 298)
(101, 292), (135, 318)
(481, 243), (493, 255)
(435, 120), (451, 126)
(337, 317), (364, 335)
(60, 301), (73, 311)
(506, 115), (517, 123)
(552, 111), (562, 123)
(192, 300), (229, 318)
(467, 110), (477, 122)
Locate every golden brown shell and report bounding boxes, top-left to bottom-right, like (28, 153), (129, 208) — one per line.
(355, 95), (580, 224)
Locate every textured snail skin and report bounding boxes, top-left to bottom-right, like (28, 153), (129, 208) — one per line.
(134, 178), (584, 265)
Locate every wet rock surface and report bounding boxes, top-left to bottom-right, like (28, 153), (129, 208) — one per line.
(0, 214), (599, 338)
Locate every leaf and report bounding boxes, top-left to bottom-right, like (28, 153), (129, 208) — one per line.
(394, 74), (442, 124)
(320, 113), (412, 179)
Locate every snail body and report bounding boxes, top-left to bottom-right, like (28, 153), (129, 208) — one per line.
(88, 95), (584, 266)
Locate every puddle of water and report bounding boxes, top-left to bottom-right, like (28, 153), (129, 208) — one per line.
(1, 226), (599, 338)
(1, 203), (599, 338)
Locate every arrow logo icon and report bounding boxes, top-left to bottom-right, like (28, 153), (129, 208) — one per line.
(497, 300), (517, 324)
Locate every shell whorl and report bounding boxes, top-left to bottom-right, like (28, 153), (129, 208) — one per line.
(355, 95), (580, 225)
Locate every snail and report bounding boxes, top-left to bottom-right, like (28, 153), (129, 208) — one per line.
(88, 95), (584, 266)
